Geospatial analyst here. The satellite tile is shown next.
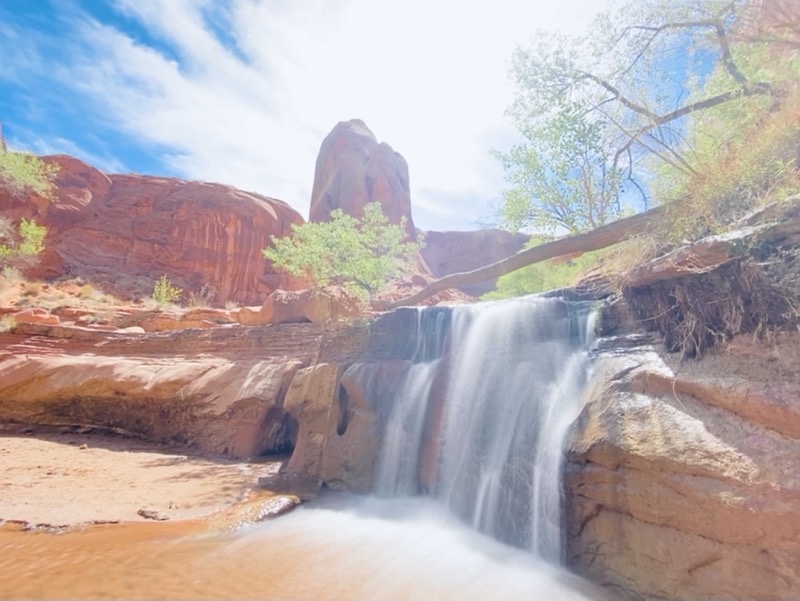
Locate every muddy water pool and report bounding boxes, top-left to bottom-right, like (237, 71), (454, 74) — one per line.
(0, 495), (612, 600)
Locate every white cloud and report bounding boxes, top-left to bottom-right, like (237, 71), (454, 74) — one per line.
(48, 0), (608, 230)
(10, 132), (126, 174)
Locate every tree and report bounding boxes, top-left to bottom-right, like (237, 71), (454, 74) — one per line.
(0, 143), (57, 268)
(263, 202), (422, 298)
(495, 98), (622, 234)
(0, 217), (47, 268)
(0, 150), (58, 198)
(498, 0), (795, 235)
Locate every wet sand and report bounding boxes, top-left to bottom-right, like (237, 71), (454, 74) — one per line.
(0, 431), (278, 526)
(0, 432), (614, 600)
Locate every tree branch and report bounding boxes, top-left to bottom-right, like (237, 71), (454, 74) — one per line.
(381, 205), (667, 308)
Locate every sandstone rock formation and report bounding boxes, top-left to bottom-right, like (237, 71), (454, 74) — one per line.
(309, 119), (416, 240)
(0, 323), (309, 457)
(565, 333), (800, 601)
(0, 155), (305, 305)
(232, 287), (365, 326)
(0, 309), (414, 465)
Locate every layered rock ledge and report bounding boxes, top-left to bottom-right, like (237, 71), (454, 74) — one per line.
(566, 332), (800, 601)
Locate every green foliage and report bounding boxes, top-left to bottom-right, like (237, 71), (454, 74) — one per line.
(17, 218), (46, 255)
(485, 239), (603, 299)
(651, 44), (800, 241)
(497, 0), (798, 240)
(494, 105), (622, 234)
(263, 202), (422, 298)
(0, 150), (58, 198)
(0, 218), (47, 266)
(152, 275), (182, 305)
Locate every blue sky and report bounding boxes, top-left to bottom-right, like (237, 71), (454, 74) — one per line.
(0, 0), (606, 231)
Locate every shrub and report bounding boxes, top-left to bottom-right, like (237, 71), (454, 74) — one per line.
(187, 284), (214, 308)
(78, 283), (96, 300)
(1, 265), (21, 284)
(0, 218), (47, 269)
(151, 275), (182, 305)
(21, 281), (43, 297)
(263, 203), (422, 298)
(0, 150), (58, 198)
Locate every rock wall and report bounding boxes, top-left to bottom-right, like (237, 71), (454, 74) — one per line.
(0, 155), (305, 305)
(565, 332), (800, 600)
(0, 308), (417, 469)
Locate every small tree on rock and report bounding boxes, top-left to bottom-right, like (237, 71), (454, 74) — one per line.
(0, 217), (47, 269)
(263, 202), (422, 299)
(0, 144), (57, 269)
(0, 150), (58, 199)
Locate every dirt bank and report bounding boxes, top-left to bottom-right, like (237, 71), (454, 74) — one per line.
(0, 430), (280, 526)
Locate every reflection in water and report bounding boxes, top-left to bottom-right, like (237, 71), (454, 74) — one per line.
(0, 495), (612, 600)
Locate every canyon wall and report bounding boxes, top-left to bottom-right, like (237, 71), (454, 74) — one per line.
(0, 155), (305, 305)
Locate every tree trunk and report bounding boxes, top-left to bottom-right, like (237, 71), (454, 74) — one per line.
(383, 206), (668, 309)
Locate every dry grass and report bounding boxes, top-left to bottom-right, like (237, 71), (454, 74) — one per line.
(21, 281), (43, 297)
(78, 283), (96, 300)
(0, 275), (134, 317)
(187, 284), (215, 308)
(0, 314), (16, 332)
(654, 95), (800, 244)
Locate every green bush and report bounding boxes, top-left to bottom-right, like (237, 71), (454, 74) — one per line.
(0, 217), (47, 266)
(0, 150), (58, 198)
(152, 275), (182, 305)
(263, 202), (422, 298)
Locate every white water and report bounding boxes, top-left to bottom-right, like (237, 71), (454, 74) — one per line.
(232, 494), (611, 600)
(373, 296), (595, 559)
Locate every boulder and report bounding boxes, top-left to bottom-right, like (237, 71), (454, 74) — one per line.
(260, 287), (364, 324)
(566, 334), (800, 600)
(282, 363), (342, 481)
(309, 120), (416, 240)
(0, 155), (305, 305)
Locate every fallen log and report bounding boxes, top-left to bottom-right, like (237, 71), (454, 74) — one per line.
(384, 205), (668, 308)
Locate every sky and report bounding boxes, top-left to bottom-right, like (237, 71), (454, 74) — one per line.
(0, 0), (608, 232)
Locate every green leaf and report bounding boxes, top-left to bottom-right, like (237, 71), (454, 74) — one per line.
(263, 203), (422, 298)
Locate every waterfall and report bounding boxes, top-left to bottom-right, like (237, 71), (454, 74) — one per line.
(373, 296), (595, 561)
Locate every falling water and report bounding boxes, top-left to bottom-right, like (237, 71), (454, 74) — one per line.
(0, 296), (603, 601)
(374, 296), (595, 561)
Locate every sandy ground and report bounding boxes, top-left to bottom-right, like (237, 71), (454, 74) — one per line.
(0, 431), (282, 526)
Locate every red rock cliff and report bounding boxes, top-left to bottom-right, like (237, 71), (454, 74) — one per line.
(0, 155), (304, 305)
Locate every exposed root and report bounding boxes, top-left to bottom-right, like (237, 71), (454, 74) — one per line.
(622, 249), (800, 358)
